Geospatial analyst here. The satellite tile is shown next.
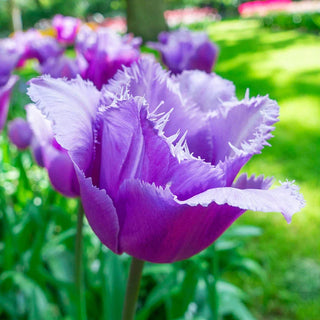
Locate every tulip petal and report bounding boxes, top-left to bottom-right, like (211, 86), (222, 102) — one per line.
(0, 75), (19, 131)
(209, 94), (279, 164)
(174, 70), (236, 113)
(169, 158), (225, 200)
(116, 179), (244, 263)
(95, 97), (178, 197)
(75, 166), (120, 253)
(180, 179), (305, 223)
(232, 173), (273, 190)
(25, 104), (53, 146)
(102, 58), (196, 137)
(45, 145), (79, 197)
(27, 76), (101, 171)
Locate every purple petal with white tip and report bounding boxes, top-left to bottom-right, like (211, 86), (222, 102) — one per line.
(27, 76), (101, 171)
(116, 179), (244, 263)
(180, 179), (305, 224)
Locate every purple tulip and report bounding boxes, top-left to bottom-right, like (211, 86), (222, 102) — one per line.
(40, 54), (87, 79)
(0, 75), (19, 131)
(26, 104), (79, 197)
(53, 14), (81, 45)
(13, 30), (64, 66)
(0, 38), (23, 85)
(28, 36), (64, 65)
(76, 26), (141, 89)
(13, 29), (40, 67)
(8, 118), (33, 149)
(148, 29), (218, 74)
(0, 38), (20, 131)
(27, 61), (304, 263)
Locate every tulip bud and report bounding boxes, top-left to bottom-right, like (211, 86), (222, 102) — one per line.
(8, 118), (33, 149)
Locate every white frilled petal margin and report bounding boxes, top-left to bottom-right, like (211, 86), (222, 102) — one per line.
(27, 75), (101, 172)
(74, 171), (304, 263)
(25, 104), (53, 146)
(116, 178), (245, 263)
(101, 57), (198, 137)
(178, 178), (305, 224)
(205, 93), (279, 165)
(115, 174), (304, 263)
(96, 97), (179, 198)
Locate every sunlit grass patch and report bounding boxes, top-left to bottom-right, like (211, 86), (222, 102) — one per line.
(207, 18), (320, 320)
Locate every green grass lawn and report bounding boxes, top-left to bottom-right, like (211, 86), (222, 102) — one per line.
(207, 19), (320, 319)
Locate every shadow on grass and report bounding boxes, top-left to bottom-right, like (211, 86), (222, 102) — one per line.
(208, 19), (320, 184)
(206, 19), (320, 320)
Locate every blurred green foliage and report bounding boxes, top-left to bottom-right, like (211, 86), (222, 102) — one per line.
(165, 0), (240, 17)
(262, 12), (320, 34)
(0, 0), (126, 33)
(0, 0), (241, 35)
(208, 18), (320, 319)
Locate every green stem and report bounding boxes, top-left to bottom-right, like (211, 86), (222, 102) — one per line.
(99, 245), (109, 320)
(75, 203), (87, 320)
(122, 257), (145, 320)
(212, 244), (219, 320)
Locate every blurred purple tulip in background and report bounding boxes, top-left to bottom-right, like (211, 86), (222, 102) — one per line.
(53, 14), (81, 45)
(8, 118), (33, 149)
(148, 29), (218, 74)
(0, 75), (19, 132)
(76, 26), (141, 89)
(40, 54), (87, 79)
(26, 104), (79, 198)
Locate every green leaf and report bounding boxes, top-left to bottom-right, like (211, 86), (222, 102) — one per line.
(217, 280), (247, 301)
(137, 272), (177, 320)
(215, 239), (241, 251)
(231, 257), (266, 281)
(0, 271), (51, 320)
(223, 226), (263, 238)
(0, 294), (17, 317)
(100, 248), (127, 320)
(168, 264), (199, 319)
(219, 292), (256, 320)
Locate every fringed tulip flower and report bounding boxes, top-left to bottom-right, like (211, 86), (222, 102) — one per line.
(105, 59), (274, 183)
(8, 118), (33, 149)
(26, 104), (79, 197)
(76, 26), (141, 89)
(0, 75), (19, 131)
(148, 29), (218, 74)
(52, 14), (81, 45)
(28, 61), (304, 263)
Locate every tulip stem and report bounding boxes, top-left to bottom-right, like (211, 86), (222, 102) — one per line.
(75, 203), (87, 320)
(212, 246), (219, 320)
(122, 257), (145, 320)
